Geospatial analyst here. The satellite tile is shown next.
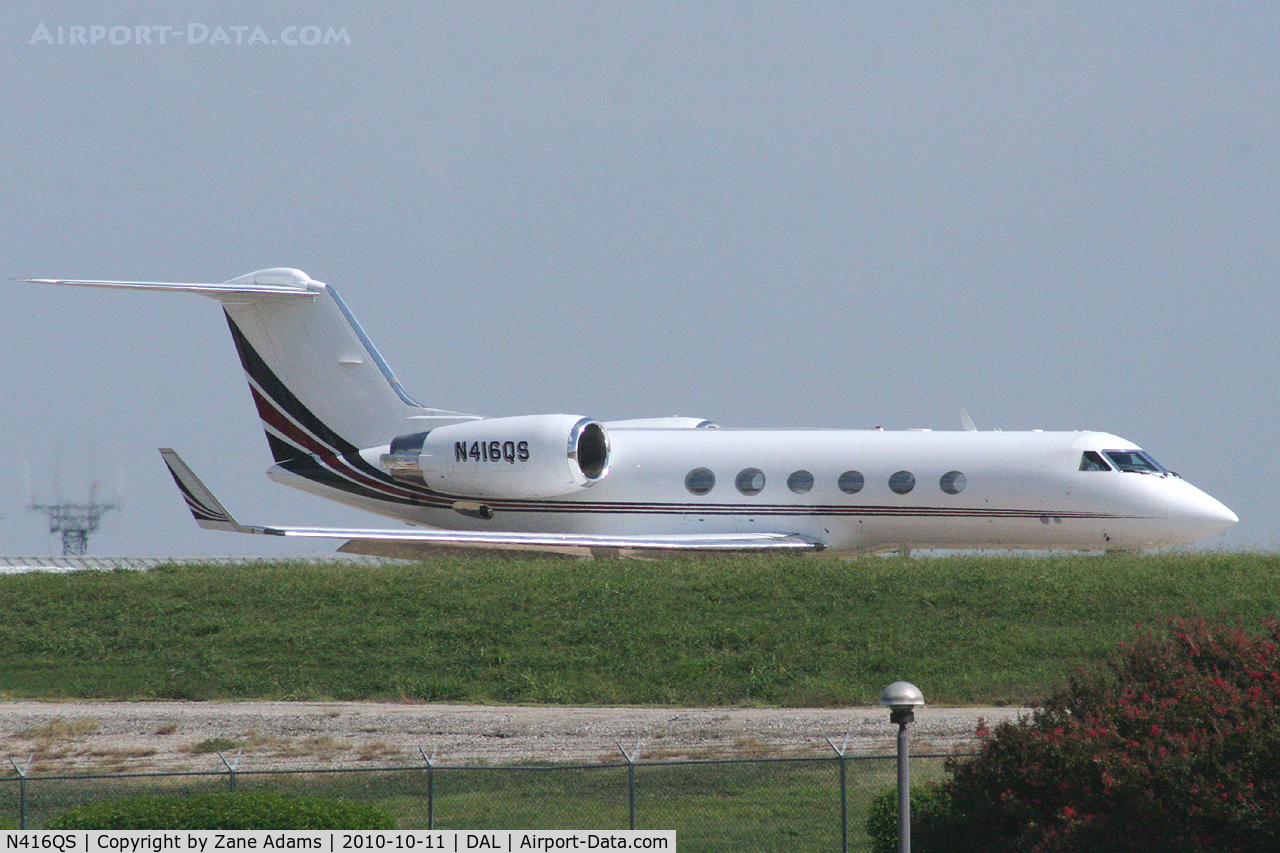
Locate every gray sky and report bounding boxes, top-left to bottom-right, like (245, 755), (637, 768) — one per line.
(2, 2), (1275, 557)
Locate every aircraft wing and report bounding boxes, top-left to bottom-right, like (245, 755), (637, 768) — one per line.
(160, 449), (825, 557)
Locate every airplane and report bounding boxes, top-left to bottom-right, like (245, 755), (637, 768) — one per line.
(26, 267), (1238, 558)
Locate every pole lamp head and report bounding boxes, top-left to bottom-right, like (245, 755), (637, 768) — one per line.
(880, 681), (925, 726)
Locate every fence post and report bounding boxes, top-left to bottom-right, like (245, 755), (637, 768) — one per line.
(9, 756), (32, 830)
(825, 736), (850, 853)
(617, 741), (641, 831)
(418, 746), (438, 830)
(217, 749), (242, 792)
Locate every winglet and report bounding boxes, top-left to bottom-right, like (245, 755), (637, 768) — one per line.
(159, 448), (261, 533)
(959, 407), (978, 432)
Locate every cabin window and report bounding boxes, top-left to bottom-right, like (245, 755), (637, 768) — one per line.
(685, 467), (716, 495)
(1104, 450), (1166, 474)
(838, 470), (864, 494)
(787, 470), (814, 494)
(1080, 451), (1111, 471)
(940, 471), (966, 494)
(889, 470), (916, 494)
(736, 468), (766, 495)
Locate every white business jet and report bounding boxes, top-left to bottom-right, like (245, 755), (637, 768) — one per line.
(27, 268), (1237, 557)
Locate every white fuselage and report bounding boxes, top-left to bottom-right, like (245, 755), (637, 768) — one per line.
(271, 427), (1236, 554)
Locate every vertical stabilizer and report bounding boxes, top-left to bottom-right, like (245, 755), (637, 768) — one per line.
(216, 271), (419, 460)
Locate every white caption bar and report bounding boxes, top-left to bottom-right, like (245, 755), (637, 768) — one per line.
(3, 831), (676, 852)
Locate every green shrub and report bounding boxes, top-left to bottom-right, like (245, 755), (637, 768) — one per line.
(189, 737), (242, 754)
(915, 618), (1280, 852)
(866, 786), (941, 853)
(46, 791), (395, 830)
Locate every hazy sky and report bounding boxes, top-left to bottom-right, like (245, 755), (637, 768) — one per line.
(2, 3), (1276, 557)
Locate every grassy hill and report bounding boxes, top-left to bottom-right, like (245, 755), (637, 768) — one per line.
(0, 552), (1275, 706)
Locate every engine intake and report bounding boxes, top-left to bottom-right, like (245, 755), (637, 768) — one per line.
(380, 414), (611, 500)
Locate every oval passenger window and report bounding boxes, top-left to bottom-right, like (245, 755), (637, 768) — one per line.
(685, 468), (715, 495)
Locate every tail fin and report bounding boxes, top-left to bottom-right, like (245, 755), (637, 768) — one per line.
(27, 268), (477, 459)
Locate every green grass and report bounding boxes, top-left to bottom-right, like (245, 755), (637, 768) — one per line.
(0, 552), (1274, 705)
(7, 754), (950, 849)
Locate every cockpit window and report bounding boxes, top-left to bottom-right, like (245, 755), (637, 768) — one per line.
(1103, 450), (1167, 474)
(1080, 451), (1111, 472)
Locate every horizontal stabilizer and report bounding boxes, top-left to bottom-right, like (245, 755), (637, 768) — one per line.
(30, 269), (478, 456)
(23, 268), (316, 300)
(158, 450), (825, 557)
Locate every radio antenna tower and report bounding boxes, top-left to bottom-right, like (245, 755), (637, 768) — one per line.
(26, 465), (121, 556)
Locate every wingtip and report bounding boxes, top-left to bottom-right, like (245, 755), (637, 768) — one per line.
(157, 448), (249, 533)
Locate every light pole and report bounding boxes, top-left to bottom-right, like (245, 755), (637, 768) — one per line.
(881, 681), (925, 853)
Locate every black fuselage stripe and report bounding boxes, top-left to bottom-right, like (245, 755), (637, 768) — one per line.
(224, 311), (461, 504)
(225, 312), (359, 459)
(280, 454), (452, 507)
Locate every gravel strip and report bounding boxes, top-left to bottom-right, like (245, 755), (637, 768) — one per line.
(0, 701), (1029, 774)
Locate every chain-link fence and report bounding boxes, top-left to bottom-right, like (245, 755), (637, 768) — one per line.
(2, 752), (961, 851)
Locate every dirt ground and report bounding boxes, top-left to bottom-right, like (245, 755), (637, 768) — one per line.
(0, 701), (1026, 774)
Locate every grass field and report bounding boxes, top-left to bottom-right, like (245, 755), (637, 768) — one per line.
(5, 752), (952, 847)
(0, 552), (1275, 706)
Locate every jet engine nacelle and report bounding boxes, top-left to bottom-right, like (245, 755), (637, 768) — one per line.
(380, 414), (611, 500)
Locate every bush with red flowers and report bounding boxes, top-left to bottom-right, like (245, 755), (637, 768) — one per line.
(914, 618), (1280, 853)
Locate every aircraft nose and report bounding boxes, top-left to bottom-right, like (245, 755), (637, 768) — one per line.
(1170, 486), (1238, 541)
